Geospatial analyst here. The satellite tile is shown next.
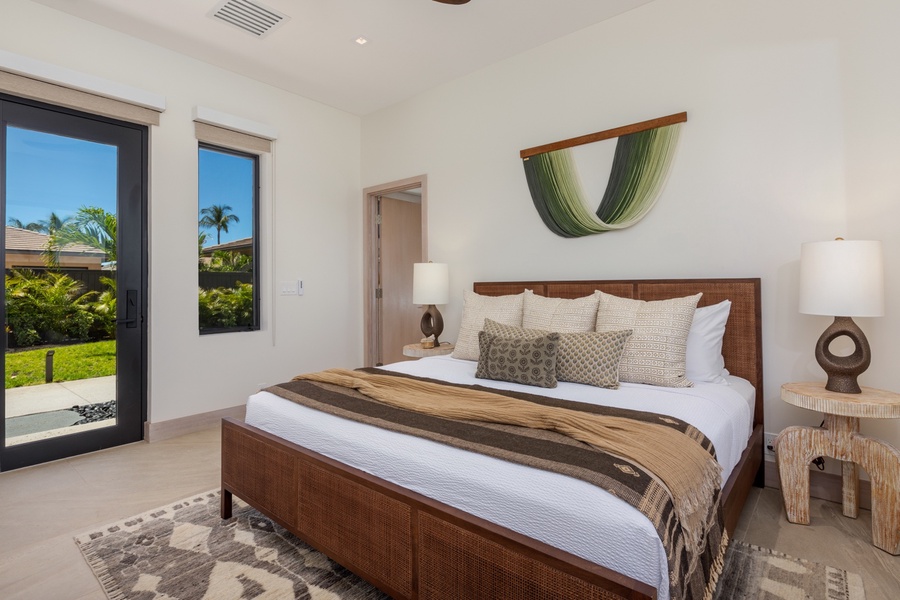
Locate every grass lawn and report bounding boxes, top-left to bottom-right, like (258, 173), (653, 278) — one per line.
(5, 340), (116, 388)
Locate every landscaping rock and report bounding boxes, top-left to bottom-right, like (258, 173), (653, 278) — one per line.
(73, 400), (116, 424)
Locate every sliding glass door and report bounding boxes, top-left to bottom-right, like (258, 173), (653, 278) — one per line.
(0, 95), (147, 471)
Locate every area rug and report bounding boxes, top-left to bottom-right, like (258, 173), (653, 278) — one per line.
(76, 490), (866, 600)
(713, 540), (866, 600)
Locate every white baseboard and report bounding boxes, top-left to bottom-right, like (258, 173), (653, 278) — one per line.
(144, 404), (246, 443)
(764, 459), (872, 511)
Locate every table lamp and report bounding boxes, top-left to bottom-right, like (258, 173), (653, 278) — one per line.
(799, 239), (884, 393)
(413, 262), (449, 346)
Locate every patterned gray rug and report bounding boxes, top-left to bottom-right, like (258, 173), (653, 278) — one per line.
(713, 540), (866, 600)
(76, 490), (866, 600)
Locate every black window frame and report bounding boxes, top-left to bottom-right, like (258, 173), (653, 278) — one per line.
(198, 142), (260, 335)
(0, 92), (149, 470)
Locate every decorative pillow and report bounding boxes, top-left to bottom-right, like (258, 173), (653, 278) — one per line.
(595, 292), (702, 388)
(685, 300), (731, 384)
(522, 289), (602, 332)
(555, 329), (633, 389)
(452, 291), (524, 361)
(483, 319), (632, 389)
(483, 318), (545, 340)
(475, 330), (559, 388)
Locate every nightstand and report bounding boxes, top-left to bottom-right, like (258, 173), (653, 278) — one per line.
(402, 342), (454, 358)
(775, 381), (900, 554)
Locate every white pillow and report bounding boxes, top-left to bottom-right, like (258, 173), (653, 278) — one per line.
(595, 291), (701, 388)
(685, 300), (731, 384)
(451, 291), (524, 361)
(522, 289), (601, 332)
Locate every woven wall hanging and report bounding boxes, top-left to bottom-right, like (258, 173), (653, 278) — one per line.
(521, 112), (686, 238)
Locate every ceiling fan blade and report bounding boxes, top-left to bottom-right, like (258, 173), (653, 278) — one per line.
(433, 0), (471, 4)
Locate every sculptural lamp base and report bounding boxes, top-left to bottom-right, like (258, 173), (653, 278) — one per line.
(420, 305), (444, 347)
(815, 316), (871, 394)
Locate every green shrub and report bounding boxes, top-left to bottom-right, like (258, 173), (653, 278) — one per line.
(199, 250), (252, 272)
(89, 276), (117, 340)
(198, 282), (253, 330)
(5, 270), (97, 347)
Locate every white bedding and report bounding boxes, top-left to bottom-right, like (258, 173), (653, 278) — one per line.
(245, 355), (755, 600)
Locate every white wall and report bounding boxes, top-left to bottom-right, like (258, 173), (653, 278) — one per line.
(4, 0), (363, 423)
(361, 0), (900, 450)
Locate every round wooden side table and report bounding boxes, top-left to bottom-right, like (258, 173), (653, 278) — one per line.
(776, 381), (900, 554)
(402, 342), (454, 358)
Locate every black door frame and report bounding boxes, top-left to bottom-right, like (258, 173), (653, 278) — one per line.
(0, 93), (148, 471)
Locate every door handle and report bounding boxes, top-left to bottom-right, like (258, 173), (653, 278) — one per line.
(116, 289), (138, 328)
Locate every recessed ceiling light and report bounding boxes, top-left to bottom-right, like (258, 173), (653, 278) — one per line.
(355, 36), (369, 45)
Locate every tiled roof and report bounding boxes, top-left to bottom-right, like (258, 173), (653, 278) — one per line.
(201, 236), (252, 254)
(5, 226), (106, 256)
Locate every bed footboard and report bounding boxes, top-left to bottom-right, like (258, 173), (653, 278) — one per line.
(221, 417), (655, 600)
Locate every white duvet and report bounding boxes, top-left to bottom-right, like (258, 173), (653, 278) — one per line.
(244, 355), (754, 600)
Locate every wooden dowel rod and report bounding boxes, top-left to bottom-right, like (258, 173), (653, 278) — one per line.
(520, 112), (687, 159)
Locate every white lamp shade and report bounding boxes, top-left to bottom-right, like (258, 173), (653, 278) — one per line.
(799, 240), (884, 317)
(413, 262), (449, 305)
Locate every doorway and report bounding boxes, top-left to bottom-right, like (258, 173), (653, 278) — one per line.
(0, 95), (147, 471)
(363, 176), (427, 367)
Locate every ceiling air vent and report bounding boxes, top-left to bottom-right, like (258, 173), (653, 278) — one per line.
(209, 0), (289, 38)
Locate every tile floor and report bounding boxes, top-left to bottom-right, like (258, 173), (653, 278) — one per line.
(734, 484), (900, 600)
(0, 426), (897, 599)
(0, 426), (220, 600)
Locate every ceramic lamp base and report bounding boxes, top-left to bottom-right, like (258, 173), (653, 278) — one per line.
(420, 305), (444, 347)
(815, 316), (871, 394)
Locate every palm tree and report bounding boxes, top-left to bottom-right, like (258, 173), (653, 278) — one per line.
(48, 206), (117, 265)
(8, 217), (43, 232)
(37, 212), (72, 234)
(9, 213), (72, 233)
(199, 204), (240, 245)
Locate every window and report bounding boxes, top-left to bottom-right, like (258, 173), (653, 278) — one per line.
(198, 144), (259, 333)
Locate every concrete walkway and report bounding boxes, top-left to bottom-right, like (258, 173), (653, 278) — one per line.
(5, 376), (116, 446)
(5, 376), (116, 419)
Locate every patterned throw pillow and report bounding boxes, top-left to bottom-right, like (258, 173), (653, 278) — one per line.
(475, 330), (559, 388)
(451, 291), (524, 361)
(595, 292), (702, 388)
(484, 319), (631, 389)
(555, 330), (633, 389)
(483, 318), (546, 340)
(522, 289), (602, 332)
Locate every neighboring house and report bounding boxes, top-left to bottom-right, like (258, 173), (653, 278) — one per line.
(200, 237), (252, 258)
(199, 237), (252, 271)
(4, 226), (105, 270)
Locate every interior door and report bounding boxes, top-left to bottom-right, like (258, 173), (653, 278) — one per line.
(0, 95), (147, 471)
(377, 193), (423, 365)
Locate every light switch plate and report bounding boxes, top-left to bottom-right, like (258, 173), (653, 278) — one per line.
(280, 281), (298, 296)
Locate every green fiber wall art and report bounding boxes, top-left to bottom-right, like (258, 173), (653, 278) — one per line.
(521, 112), (686, 238)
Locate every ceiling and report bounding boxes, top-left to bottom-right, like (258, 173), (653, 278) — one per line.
(31, 0), (655, 116)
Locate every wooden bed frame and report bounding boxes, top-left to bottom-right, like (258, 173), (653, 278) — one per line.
(221, 278), (764, 600)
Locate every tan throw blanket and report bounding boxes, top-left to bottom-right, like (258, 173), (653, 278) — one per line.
(274, 368), (728, 600)
(297, 368), (720, 549)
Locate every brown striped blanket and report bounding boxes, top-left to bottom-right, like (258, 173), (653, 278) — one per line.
(268, 368), (728, 600)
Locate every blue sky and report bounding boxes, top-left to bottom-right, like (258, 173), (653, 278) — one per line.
(5, 128), (253, 249)
(5, 127), (117, 227)
(198, 147), (254, 247)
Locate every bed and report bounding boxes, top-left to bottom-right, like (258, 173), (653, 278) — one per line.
(221, 278), (764, 600)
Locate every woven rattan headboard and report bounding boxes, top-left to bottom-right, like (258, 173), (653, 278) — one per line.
(472, 278), (763, 428)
